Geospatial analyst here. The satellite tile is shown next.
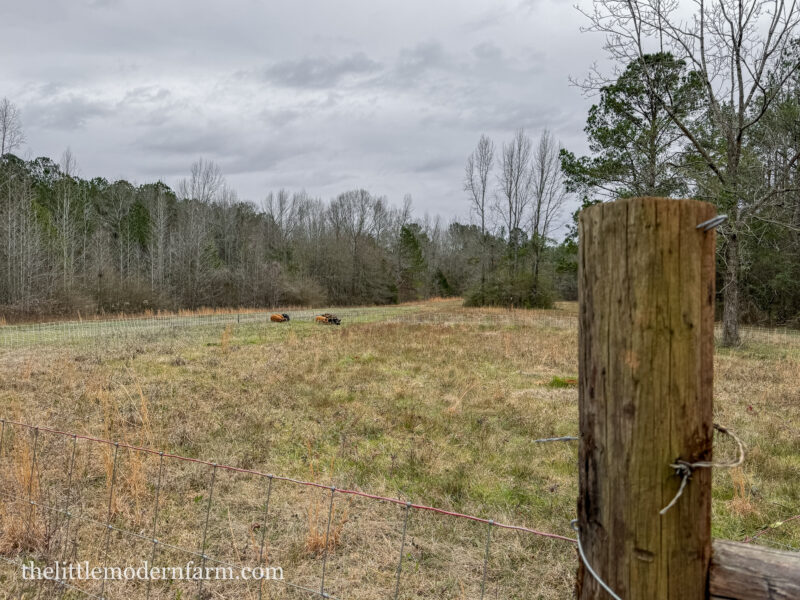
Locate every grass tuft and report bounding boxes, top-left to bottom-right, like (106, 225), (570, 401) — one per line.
(547, 376), (578, 388)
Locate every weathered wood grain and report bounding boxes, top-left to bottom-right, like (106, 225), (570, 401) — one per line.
(576, 197), (717, 600)
(710, 539), (800, 600)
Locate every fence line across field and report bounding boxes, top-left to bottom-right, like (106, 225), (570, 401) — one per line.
(0, 418), (577, 599)
(2, 305), (798, 349)
(0, 307), (580, 348)
(0, 307), (404, 348)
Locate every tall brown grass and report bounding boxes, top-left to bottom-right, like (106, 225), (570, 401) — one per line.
(0, 438), (48, 555)
(304, 450), (348, 556)
(728, 467), (755, 516)
(98, 372), (154, 525)
(221, 324), (234, 353)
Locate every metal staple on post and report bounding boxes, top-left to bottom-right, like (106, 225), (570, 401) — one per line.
(145, 451), (165, 600)
(198, 463), (218, 597)
(320, 486), (336, 598)
(99, 443), (119, 599)
(696, 214), (728, 231)
(393, 502), (411, 600)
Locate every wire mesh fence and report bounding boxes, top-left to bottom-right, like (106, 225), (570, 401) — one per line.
(0, 419), (578, 599)
(714, 323), (800, 347)
(1, 303), (797, 350)
(0, 307), (415, 349)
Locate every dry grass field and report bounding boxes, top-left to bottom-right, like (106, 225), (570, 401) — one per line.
(0, 299), (798, 599)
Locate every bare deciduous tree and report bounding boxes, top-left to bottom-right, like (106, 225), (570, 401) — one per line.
(176, 159), (224, 307)
(530, 130), (568, 298)
(464, 134), (495, 302)
(53, 148), (84, 289)
(2, 170), (45, 309)
(329, 189), (383, 300)
(147, 183), (172, 288)
(496, 129), (534, 274)
(579, 0), (800, 345)
(178, 158), (223, 203)
(0, 98), (24, 156)
(263, 189), (301, 262)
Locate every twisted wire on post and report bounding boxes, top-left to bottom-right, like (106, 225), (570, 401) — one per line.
(571, 423), (746, 600)
(660, 424), (746, 515)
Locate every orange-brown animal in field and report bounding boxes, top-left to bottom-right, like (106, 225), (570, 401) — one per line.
(315, 313), (341, 325)
(271, 313), (290, 322)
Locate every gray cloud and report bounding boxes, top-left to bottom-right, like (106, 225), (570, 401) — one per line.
(461, 5), (515, 32)
(472, 42), (504, 63)
(25, 94), (113, 130)
(139, 126), (237, 157)
(1, 0), (600, 225)
(413, 155), (462, 173)
(260, 52), (382, 88)
(121, 86), (171, 105)
(397, 42), (449, 74)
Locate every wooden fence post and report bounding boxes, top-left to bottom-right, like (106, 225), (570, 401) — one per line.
(577, 197), (717, 600)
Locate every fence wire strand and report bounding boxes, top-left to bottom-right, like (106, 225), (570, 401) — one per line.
(0, 418), (576, 599)
(571, 520), (624, 600)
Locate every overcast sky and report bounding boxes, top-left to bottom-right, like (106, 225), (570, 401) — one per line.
(1, 0), (605, 224)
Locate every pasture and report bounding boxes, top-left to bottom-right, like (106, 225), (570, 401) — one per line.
(0, 299), (798, 598)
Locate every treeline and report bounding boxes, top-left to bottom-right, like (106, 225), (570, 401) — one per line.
(560, 50), (800, 333)
(0, 149), (574, 321)
(567, 1), (800, 344)
(462, 129), (570, 308)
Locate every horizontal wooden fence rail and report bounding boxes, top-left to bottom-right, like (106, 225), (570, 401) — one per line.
(710, 540), (800, 600)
